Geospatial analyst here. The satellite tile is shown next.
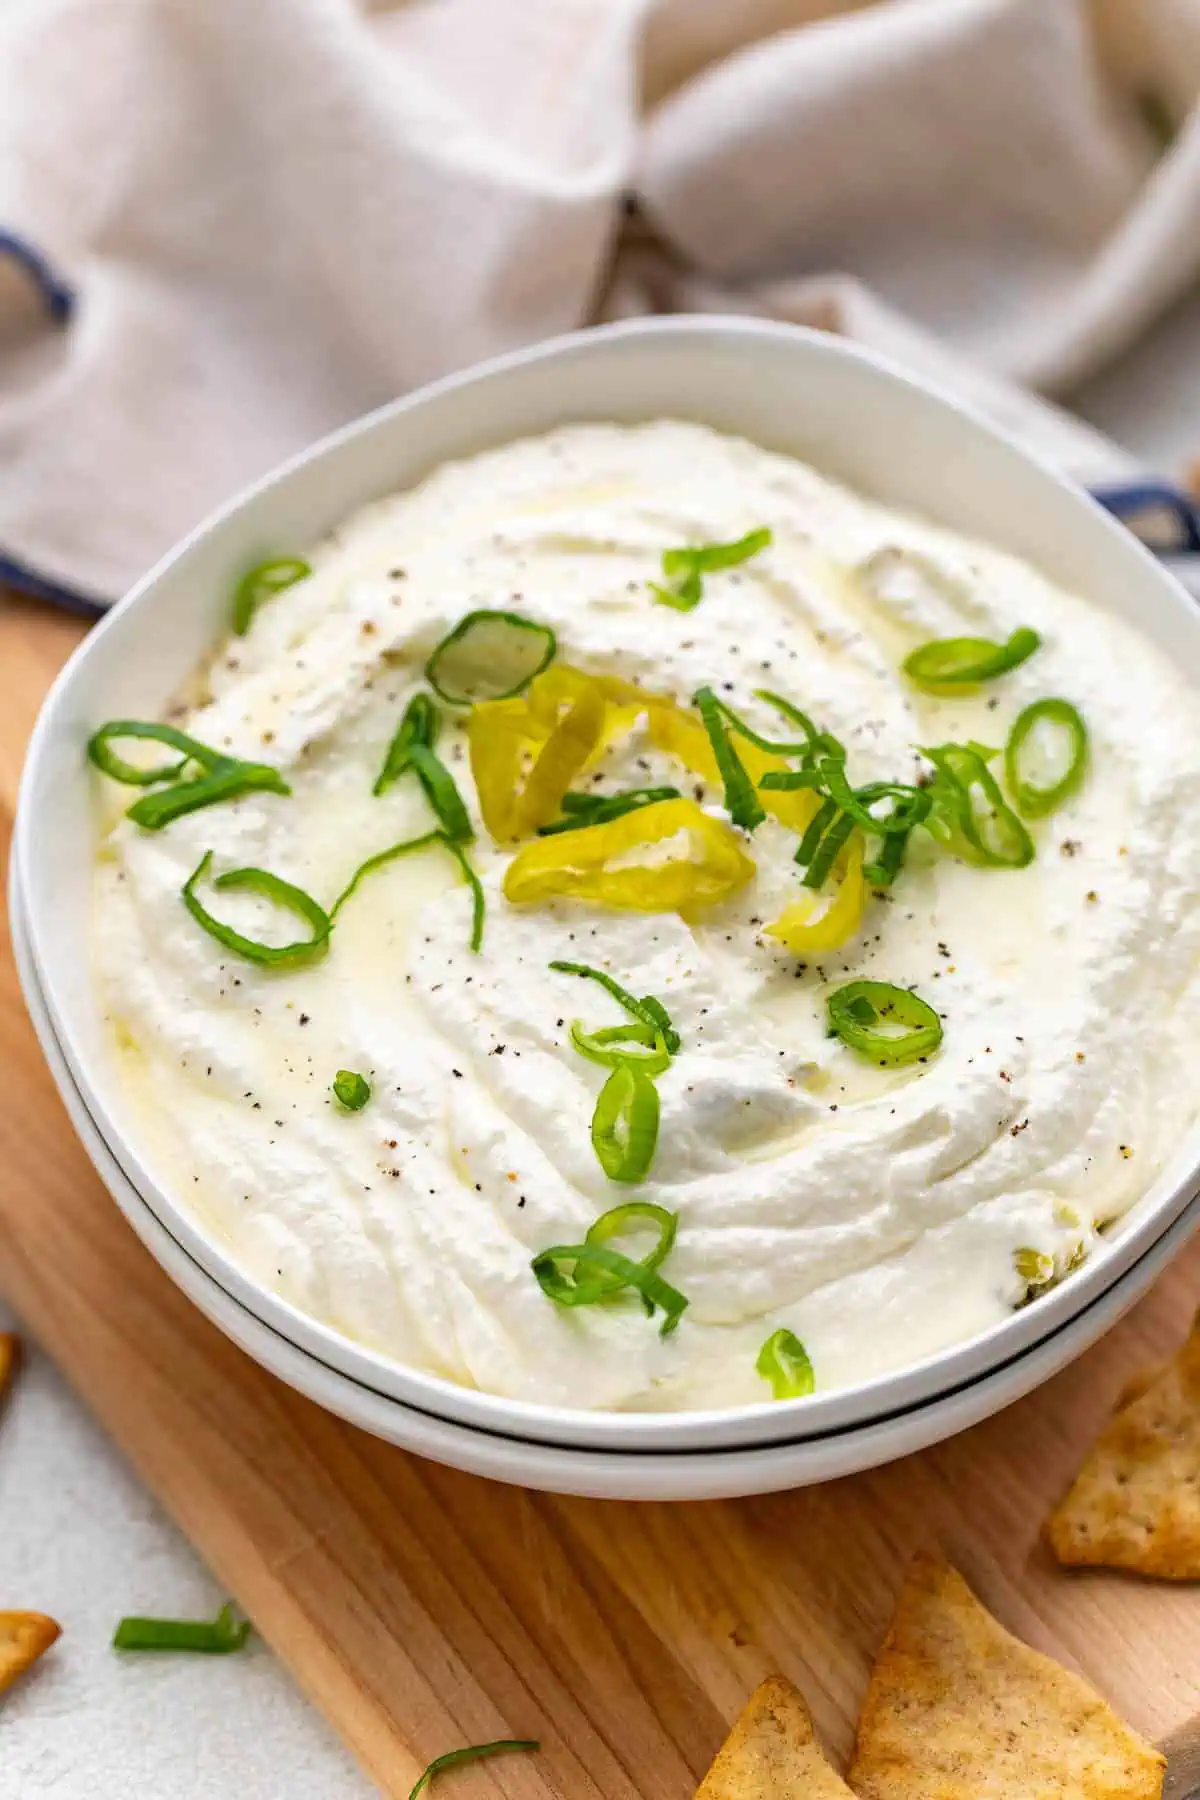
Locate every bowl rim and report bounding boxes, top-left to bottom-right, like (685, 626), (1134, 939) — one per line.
(13, 843), (1199, 1497)
(17, 311), (1200, 1451)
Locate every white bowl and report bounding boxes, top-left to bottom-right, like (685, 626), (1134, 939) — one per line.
(12, 842), (1198, 1498)
(16, 316), (1200, 1467)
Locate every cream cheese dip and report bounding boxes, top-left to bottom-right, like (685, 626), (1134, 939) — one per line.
(91, 422), (1200, 1411)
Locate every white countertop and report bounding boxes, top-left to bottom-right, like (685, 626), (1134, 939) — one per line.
(2, 289), (1199, 1798)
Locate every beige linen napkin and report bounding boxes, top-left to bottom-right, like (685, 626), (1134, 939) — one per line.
(0, 0), (1197, 606)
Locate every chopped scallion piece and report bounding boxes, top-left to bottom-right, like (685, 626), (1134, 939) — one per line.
(693, 685), (766, 832)
(591, 1064), (661, 1184)
(1004, 697), (1088, 819)
(549, 960), (681, 1054)
(182, 853), (331, 968)
(569, 1019), (671, 1075)
(425, 609), (556, 705)
(374, 691), (473, 841)
(537, 785), (681, 835)
(903, 625), (1040, 690)
(827, 979), (943, 1067)
(921, 741), (1034, 868)
(532, 1203), (687, 1335)
(756, 1328), (815, 1400)
(408, 1741), (540, 1800)
(332, 1069), (371, 1111)
(650, 527), (772, 611)
(88, 720), (290, 832)
(232, 557), (311, 635)
(331, 830), (485, 952)
(112, 1602), (250, 1654)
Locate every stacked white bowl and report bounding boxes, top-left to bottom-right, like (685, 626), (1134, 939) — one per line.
(14, 319), (1200, 1499)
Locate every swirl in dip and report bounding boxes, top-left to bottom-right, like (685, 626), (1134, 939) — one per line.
(91, 422), (1200, 1411)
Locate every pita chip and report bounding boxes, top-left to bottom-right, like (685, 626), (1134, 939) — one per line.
(696, 1675), (852, 1799)
(848, 1554), (1162, 1799)
(1048, 1311), (1200, 1579)
(0, 1611), (61, 1695)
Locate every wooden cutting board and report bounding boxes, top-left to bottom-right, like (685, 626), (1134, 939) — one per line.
(1, 591), (1198, 1798)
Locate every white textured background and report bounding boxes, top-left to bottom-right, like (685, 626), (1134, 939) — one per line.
(3, 293), (1200, 1798)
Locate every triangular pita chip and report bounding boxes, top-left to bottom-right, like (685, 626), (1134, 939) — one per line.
(0, 1333), (18, 1399)
(1048, 1310), (1200, 1579)
(0, 1611), (61, 1695)
(696, 1675), (852, 1799)
(848, 1554), (1163, 1799)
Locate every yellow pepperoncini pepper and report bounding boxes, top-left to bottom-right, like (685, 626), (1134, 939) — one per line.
(469, 665), (608, 840)
(764, 835), (867, 953)
(645, 702), (820, 835)
(503, 797), (754, 917)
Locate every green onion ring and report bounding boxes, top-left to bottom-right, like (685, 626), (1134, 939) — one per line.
(88, 720), (217, 785)
(408, 1741), (540, 1800)
(827, 979), (943, 1067)
(425, 609), (556, 705)
(182, 854), (332, 968)
(1004, 697), (1088, 818)
(756, 1328), (815, 1400)
(373, 691), (439, 793)
(232, 557), (311, 636)
(532, 1240), (687, 1336)
(537, 785), (681, 835)
(549, 961), (681, 1055)
(331, 829), (485, 951)
(568, 1020), (672, 1075)
(903, 625), (1040, 690)
(112, 1602), (250, 1654)
(89, 719), (290, 831)
(921, 741), (1034, 868)
(650, 527), (772, 611)
(127, 761), (290, 830)
(693, 685), (766, 832)
(586, 1200), (678, 1275)
(332, 1070), (371, 1111)
(701, 690), (819, 756)
(591, 1064), (661, 1184)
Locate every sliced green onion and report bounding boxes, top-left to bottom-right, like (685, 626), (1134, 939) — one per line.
(232, 557), (311, 636)
(921, 741), (1034, 869)
(332, 1069), (371, 1111)
(693, 685), (766, 831)
(182, 853), (332, 968)
(127, 761), (290, 830)
(549, 961), (681, 1055)
(331, 830), (485, 951)
(700, 690), (819, 756)
(425, 609), (556, 705)
(651, 527), (772, 611)
(756, 1328), (815, 1400)
(408, 1741), (540, 1800)
(88, 720), (214, 786)
(1004, 698), (1088, 819)
(903, 625), (1040, 690)
(801, 807), (856, 890)
(89, 720), (290, 831)
(375, 693), (473, 841)
(827, 979), (943, 1067)
(569, 1020), (671, 1075)
(532, 1231), (687, 1336)
(373, 692), (438, 792)
(537, 785), (680, 835)
(862, 828), (911, 889)
(585, 1200), (678, 1275)
(591, 1064), (660, 1184)
(112, 1601), (250, 1654)
(758, 768), (824, 794)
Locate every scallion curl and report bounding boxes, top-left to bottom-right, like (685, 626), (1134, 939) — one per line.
(232, 557), (311, 635)
(182, 853), (332, 968)
(1004, 697), (1088, 818)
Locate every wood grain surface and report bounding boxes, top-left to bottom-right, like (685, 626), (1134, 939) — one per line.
(1, 590), (1197, 1797)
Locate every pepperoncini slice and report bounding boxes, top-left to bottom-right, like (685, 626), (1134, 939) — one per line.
(765, 835), (866, 953)
(646, 702), (820, 834)
(503, 797), (755, 916)
(469, 665), (607, 840)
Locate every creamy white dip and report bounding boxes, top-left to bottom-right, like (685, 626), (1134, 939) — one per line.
(92, 422), (1200, 1411)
